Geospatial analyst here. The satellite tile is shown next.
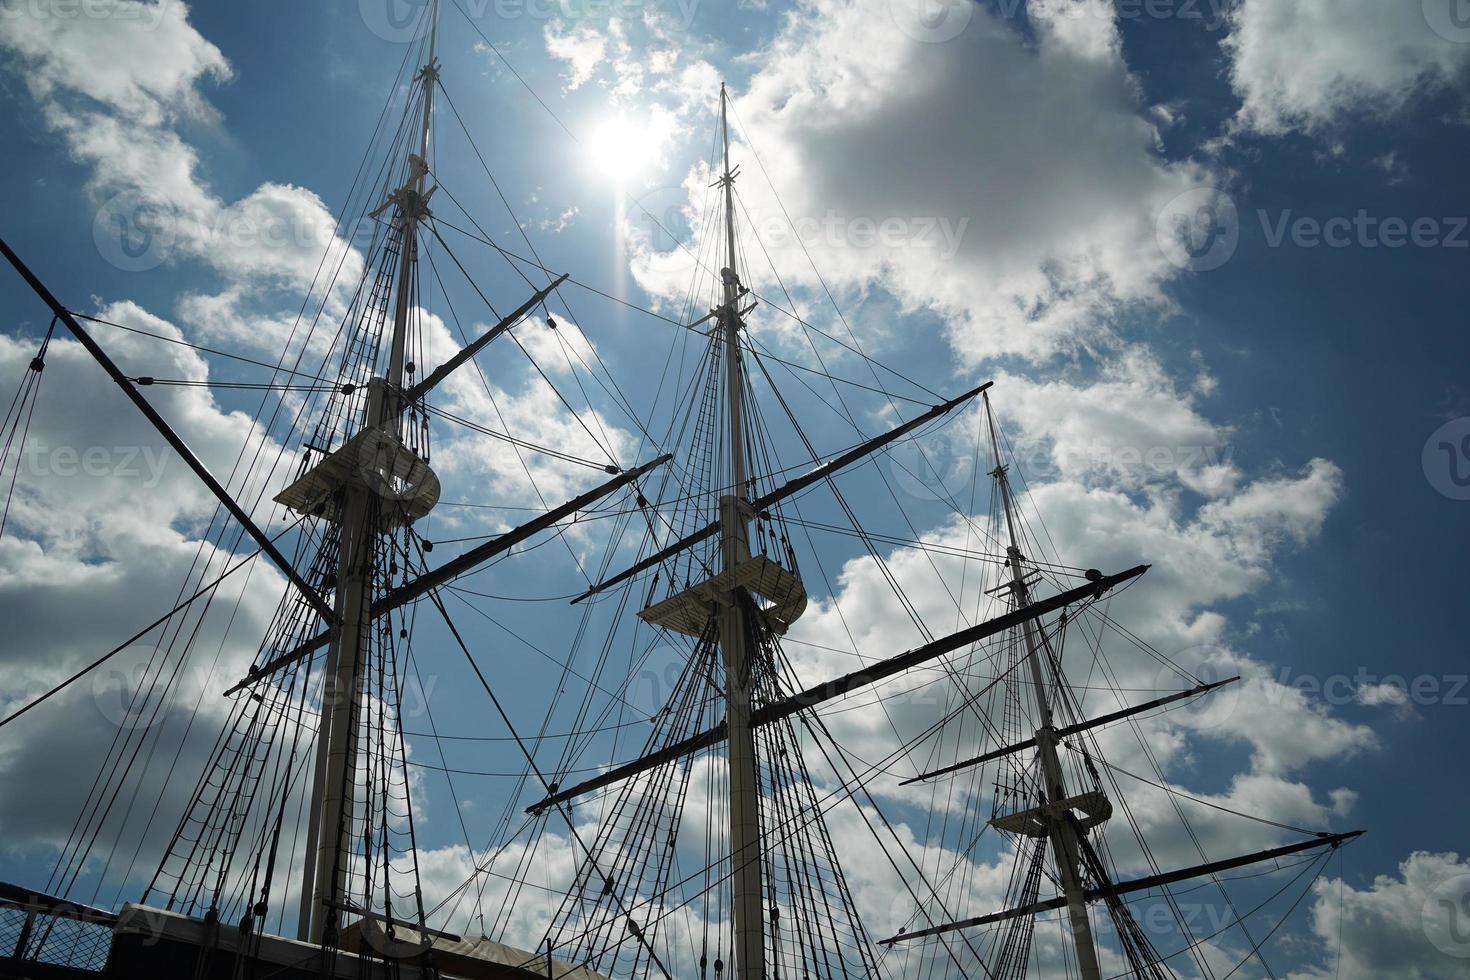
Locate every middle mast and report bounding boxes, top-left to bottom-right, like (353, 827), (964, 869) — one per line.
(712, 81), (766, 980)
(293, 0), (443, 944)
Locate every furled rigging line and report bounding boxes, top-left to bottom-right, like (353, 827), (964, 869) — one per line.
(0, 316), (54, 540)
(125, 376), (341, 392)
(424, 402), (610, 469)
(67, 313), (334, 382)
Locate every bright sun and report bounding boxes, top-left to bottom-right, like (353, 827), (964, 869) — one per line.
(589, 115), (655, 182)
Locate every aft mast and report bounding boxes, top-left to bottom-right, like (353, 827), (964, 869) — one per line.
(880, 391), (1363, 977)
(983, 390), (1104, 980)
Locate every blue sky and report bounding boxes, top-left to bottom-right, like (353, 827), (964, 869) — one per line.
(1, 1), (1469, 976)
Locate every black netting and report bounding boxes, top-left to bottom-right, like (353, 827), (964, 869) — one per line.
(0, 904), (112, 973)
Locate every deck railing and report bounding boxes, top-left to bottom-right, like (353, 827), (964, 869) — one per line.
(0, 881), (116, 975)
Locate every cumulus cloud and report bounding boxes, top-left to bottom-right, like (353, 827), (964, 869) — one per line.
(1225, 0), (1470, 136)
(996, 352), (1241, 498)
(0, 3), (1420, 975)
(0, 306), (288, 865)
(544, 24), (609, 91)
(769, 438), (1365, 897)
(1, 0), (229, 126)
(1289, 851), (1470, 980)
(1, 0), (363, 355)
(628, 0), (1212, 362)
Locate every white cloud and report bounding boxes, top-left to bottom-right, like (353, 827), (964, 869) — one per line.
(0, 305), (288, 861)
(0, 4), (644, 904)
(1, 0), (229, 126)
(2, 1), (364, 355)
(1289, 851), (1470, 980)
(0, 5), (1435, 976)
(1225, 0), (1470, 136)
(996, 352), (1242, 497)
(544, 24), (608, 91)
(1357, 682), (1410, 708)
(629, 0), (1212, 362)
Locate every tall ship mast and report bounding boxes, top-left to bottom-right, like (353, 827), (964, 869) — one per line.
(0, 6), (1362, 980)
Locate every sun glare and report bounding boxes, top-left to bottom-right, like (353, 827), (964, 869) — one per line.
(589, 115), (655, 182)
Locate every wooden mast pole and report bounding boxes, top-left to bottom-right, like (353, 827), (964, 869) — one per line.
(300, 0), (440, 943)
(716, 81), (767, 980)
(984, 390), (1103, 980)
